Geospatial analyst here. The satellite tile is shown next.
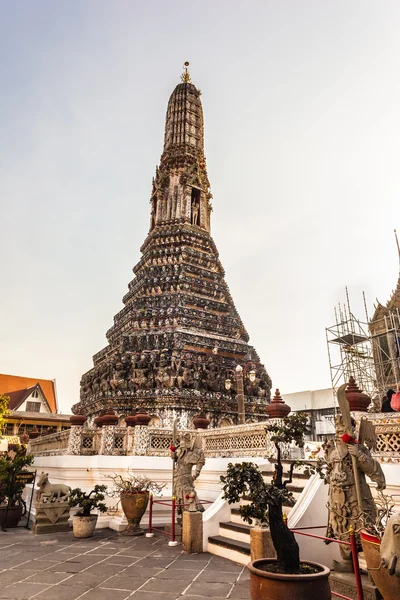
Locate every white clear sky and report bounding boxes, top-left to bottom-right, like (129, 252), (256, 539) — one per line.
(1, 1), (400, 413)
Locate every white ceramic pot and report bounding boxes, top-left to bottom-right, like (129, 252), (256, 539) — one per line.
(72, 514), (98, 538)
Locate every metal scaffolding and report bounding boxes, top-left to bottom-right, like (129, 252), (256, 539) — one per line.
(326, 288), (380, 410)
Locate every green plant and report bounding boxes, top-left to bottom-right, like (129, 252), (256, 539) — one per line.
(220, 412), (314, 575)
(0, 394), (9, 435)
(69, 485), (108, 517)
(0, 444), (34, 506)
(106, 471), (165, 498)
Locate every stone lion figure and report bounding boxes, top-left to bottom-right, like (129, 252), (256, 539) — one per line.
(381, 512), (400, 577)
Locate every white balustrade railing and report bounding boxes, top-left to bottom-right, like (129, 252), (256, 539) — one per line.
(28, 413), (400, 462)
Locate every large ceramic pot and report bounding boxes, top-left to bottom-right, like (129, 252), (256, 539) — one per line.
(120, 491), (149, 536)
(72, 514), (98, 538)
(0, 506), (23, 528)
(361, 530), (400, 600)
(248, 559), (331, 600)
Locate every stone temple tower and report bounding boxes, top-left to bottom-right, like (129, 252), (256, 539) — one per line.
(75, 65), (272, 427)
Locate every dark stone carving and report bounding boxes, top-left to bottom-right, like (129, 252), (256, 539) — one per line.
(76, 73), (272, 424)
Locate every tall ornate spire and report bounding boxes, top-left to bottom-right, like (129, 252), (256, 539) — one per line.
(76, 70), (271, 428)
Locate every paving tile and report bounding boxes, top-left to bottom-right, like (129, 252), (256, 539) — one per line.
(83, 564), (124, 576)
(237, 568), (250, 580)
(118, 566), (163, 578)
(140, 578), (190, 594)
(84, 547), (119, 555)
(100, 575), (149, 590)
(1, 560), (31, 570)
(102, 555), (138, 566)
(229, 582), (251, 598)
(78, 589), (131, 600)
(164, 561), (202, 571)
(11, 562), (48, 572)
(205, 559), (242, 573)
(33, 585), (91, 600)
(153, 568), (199, 580)
(131, 593), (179, 600)
(134, 557), (176, 568)
(23, 572), (72, 585)
(0, 582), (51, 599)
(196, 569), (239, 583)
(0, 572), (38, 586)
(43, 552), (82, 562)
(45, 562), (82, 573)
(117, 548), (157, 557)
(185, 581), (232, 597)
(58, 572), (112, 587)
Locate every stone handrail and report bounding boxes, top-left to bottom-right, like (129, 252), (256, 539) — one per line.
(28, 429), (71, 456)
(28, 413), (400, 462)
(29, 421), (277, 458)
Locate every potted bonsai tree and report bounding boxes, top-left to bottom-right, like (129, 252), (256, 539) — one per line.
(220, 413), (331, 600)
(0, 444), (34, 528)
(107, 471), (165, 536)
(69, 484), (107, 538)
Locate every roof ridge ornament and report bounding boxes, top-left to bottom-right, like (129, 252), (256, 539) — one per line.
(181, 61), (191, 84)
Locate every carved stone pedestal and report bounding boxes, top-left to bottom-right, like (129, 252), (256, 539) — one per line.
(250, 527), (276, 561)
(182, 511), (203, 554)
(32, 500), (71, 534)
(329, 572), (383, 600)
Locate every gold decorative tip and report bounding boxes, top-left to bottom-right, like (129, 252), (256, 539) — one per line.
(181, 61), (192, 83)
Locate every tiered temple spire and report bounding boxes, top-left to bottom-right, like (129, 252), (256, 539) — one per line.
(75, 66), (272, 427)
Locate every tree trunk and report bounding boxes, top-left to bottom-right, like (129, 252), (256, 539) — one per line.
(268, 502), (300, 574)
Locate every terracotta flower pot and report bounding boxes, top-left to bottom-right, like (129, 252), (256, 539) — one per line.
(248, 559), (331, 600)
(72, 514), (98, 538)
(360, 530), (400, 600)
(120, 492), (149, 536)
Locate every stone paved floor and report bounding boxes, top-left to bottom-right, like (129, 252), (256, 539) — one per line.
(0, 528), (250, 599)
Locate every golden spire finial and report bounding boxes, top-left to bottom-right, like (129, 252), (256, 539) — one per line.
(181, 61), (191, 84)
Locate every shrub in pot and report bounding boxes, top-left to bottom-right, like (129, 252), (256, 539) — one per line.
(0, 444), (34, 528)
(220, 413), (330, 600)
(107, 471), (165, 536)
(69, 485), (107, 538)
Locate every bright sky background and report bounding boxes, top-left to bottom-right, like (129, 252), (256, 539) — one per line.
(1, 1), (400, 413)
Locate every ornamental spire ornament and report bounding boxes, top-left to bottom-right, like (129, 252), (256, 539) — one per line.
(181, 61), (192, 84)
(75, 69), (272, 428)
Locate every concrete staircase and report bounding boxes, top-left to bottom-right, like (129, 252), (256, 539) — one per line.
(207, 460), (309, 564)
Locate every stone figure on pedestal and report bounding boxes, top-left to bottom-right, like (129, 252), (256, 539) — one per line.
(173, 433), (205, 515)
(325, 414), (386, 565)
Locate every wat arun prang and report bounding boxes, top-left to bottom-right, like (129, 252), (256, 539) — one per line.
(74, 65), (272, 428)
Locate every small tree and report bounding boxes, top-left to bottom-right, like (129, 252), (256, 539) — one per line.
(69, 485), (108, 517)
(0, 444), (34, 506)
(0, 394), (10, 435)
(220, 412), (313, 574)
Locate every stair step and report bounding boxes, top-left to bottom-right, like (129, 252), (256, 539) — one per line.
(220, 521), (252, 543)
(221, 520), (252, 532)
(208, 535), (250, 555)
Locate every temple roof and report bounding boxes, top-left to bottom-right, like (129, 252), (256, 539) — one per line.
(0, 374), (57, 413)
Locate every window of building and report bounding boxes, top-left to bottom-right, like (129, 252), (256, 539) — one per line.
(31, 389), (39, 398)
(26, 401), (41, 412)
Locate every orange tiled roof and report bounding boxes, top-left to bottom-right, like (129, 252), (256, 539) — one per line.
(0, 374), (57, 413)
